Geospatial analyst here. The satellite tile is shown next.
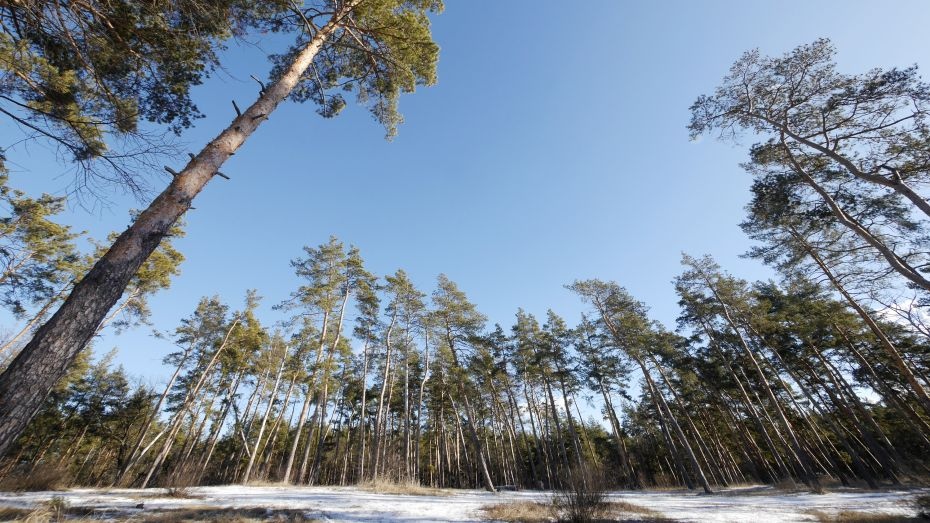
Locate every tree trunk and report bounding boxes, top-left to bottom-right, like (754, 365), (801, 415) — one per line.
(414, 329), (430, 482)
(599, 380), (635, 488)
(0, 281), (70, 357)
(242, 346), (287, 483)
(371, 310), (397, 478)
(308, 288), (351, 484)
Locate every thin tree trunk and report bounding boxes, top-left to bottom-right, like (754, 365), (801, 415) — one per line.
(242, 346), (287, 483)
(599, 381), (636, 488)
(357, 334), (372, 480)
(308, 288), (351, 484)
(640, 359), (713, 494)
(414, 329), (430, 482)
(0, 281), (70, 357)
(372, 311), (397, 478)
(283, 310), (331, 482)
(117, 343), (194, 485)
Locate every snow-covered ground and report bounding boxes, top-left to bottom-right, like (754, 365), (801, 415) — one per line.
(0, 484), (924, 522)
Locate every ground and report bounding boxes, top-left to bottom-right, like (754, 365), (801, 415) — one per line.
(0, 485), (925, 522)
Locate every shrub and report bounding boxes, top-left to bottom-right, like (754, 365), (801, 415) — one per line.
(550, 464), (610, 523)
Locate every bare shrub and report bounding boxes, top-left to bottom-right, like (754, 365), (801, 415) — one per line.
(551, 464), (610, 523)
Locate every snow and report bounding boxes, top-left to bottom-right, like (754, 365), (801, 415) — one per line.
(0, 484), (924, 522)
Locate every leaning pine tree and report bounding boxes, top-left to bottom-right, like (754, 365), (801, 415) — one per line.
(0, 0), (442, 458)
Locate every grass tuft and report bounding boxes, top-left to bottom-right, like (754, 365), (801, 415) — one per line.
(606, 501), (671, 521)
(481, 499), (674, 523)
(164, 486), (203, 499)
(481, 501), (554, 522)
(126, 507), (321, 522)
(806, 509), (923, 522)
(357, 477), (451, 496)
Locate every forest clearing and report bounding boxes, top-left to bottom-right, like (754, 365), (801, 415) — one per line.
(2, 1), (930, 522)
(0, 484), (926, 522)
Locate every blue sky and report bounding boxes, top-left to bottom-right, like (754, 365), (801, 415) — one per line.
(4, 1), (930, 385)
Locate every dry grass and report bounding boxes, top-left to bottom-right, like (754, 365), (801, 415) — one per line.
(0, 507), (32, 521)
(806, 509), (922, 522)
(357, 477), (451, 496)
(481, 499), (674, 523)
(1, 497), (90, 523)
(481, 501), (554, 522)
(132, 487), (205, 500)
(164, 486), (203, 499)
(607, 501), (668, 519)
(772, 478), (804, 492)
(242, 479), (290, 487)
(0, 463), (71, 492)
(131, 507), (321, 522)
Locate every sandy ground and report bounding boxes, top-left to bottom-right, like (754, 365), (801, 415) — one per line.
(0, 484), (925, 522)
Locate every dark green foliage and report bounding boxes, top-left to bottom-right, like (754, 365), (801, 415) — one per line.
(0, 1), (283, 161)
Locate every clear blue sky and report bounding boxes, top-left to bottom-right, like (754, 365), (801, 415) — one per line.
(3, 1), (930, 386)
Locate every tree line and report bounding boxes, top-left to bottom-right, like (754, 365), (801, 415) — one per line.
(2, 233), (928, 492)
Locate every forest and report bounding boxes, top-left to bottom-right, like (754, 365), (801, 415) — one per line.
(0, 1), (929, 520)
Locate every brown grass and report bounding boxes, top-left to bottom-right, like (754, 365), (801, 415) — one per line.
(131, 507), (321, 522)
(164, 486), (203, 499)
(358, 477), (451, 496)
(480, 500), (674, 523)
(0, 507), (32, 521)
(481, 501), (554, 522)
(1, 497), (88, 523)
(806, 509), (922, 522)
(242, 479), (290, 487)
(607, 501), (671, 521)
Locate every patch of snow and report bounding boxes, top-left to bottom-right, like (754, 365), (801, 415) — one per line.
(0, 485), (924, 522)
